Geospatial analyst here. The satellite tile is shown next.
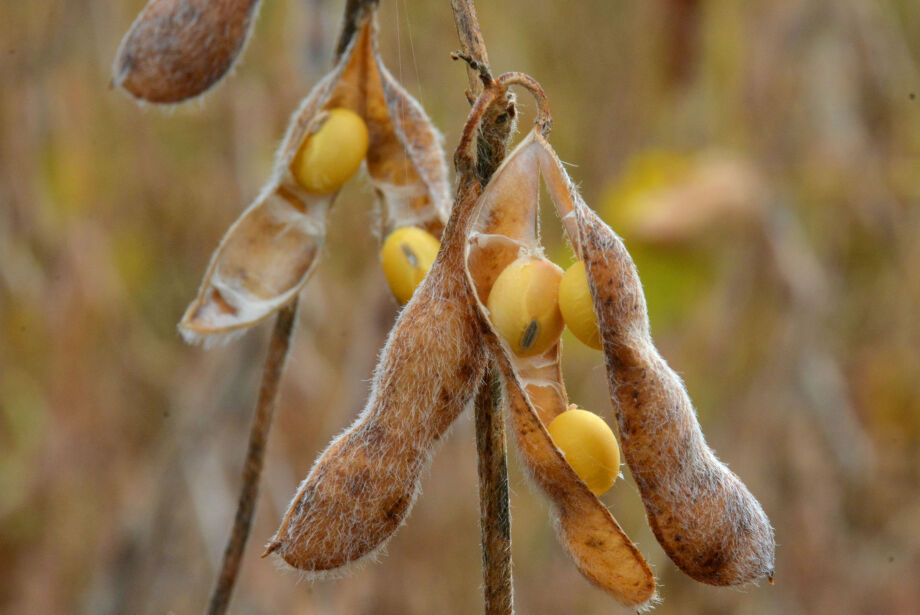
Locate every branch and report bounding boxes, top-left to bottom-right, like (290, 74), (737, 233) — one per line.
(450, 0), (515, 187)
(205, 301), (298, 615)
(475, 368), (513, 615)
(336, 0), (380, 59)
(449, 2), (515, 614)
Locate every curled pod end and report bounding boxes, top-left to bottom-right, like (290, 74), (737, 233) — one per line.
(113, 0), (262, 104)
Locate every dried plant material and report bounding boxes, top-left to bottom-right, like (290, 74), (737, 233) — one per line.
(536, 136), (776, 586)
(368, 52), (451, 237)
(265, 168), (488, 576)
(180, 14), (450, 341)
(492, 352), (657, 608)
(466, 132), (656, 608)
(113, 0), (262, 103)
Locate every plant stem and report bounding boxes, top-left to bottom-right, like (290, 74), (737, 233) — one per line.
(474, 369), (513, 615)
(336, 0), (380, 59)
(205, 301), (298, 615)
(450, 0), (490, 101)
(450, 1), (514, 613)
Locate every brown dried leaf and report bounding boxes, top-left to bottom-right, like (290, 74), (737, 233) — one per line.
(466, 133), (656, 607)
(265, 181), (487, 575)
(113, 0), (262, 104)
(536, 135), (776, 586)
(626, 153), (766, 244)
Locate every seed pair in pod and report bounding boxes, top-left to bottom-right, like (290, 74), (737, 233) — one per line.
(179, 11), (450, 343)
(486, 251), (604, 356)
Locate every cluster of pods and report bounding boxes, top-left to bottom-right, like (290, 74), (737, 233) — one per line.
(115, 0), (774, 609)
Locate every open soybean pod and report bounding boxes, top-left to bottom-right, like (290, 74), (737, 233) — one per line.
(113, 0), (263, 104)
(535, 134), (776, 586)
(179, 10), (450, 343)
(264, 137), (488, 575)
(465, 130), (656, 609)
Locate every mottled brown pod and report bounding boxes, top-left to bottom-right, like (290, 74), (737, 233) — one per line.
(466, 132), (656, 608)
(179, 15), (450, 342)
(265, 156), (487, 575)
(536, 135), (776, 586)
(113, 0), (262, 103)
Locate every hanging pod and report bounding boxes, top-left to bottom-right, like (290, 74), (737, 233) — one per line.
(179, 11), (450, 344)
(264, 127), (489, 577)
(534, 134), (776, 587)
(464, 130), (657, 608)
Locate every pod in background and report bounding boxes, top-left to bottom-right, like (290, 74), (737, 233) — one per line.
(113, 0), (263, 104)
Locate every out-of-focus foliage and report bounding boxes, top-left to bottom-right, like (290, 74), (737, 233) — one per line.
(1, 0), (919, 613)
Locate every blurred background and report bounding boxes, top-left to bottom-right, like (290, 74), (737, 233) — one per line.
(2, 0), (919, 613)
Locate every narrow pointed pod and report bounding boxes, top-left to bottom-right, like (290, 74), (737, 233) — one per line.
(465, 131), (656, 607)
(181, 14), (450, 340)
(536, 135), (775, 586)
(264, 111), (494, 576)
(113, 0), (262, 103)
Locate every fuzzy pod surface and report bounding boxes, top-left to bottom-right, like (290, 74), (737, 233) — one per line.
(179, 15), (449, 342)
(113, 0), (262, 103)
(265, 130), (490, 573)
(466, 132), (656, 608)
(537, 136), (776, 586)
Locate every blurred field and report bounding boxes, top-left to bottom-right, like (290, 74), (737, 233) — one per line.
(2, 0), (920, 613)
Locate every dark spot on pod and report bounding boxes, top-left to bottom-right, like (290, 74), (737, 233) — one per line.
(385, 494), (410, 521)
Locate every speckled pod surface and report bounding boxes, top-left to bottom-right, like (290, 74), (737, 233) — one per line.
(466, 132), (656, 608)
(113, 0), (262, 103)
(537, 135), (776, 587)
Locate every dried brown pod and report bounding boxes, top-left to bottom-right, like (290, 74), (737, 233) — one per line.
(465, 131), (657, 608)
(179, 14), (450, 343)
(264, 140), (488, 576)
(536, 136), (776, 586)
(113, 0), (262, 104)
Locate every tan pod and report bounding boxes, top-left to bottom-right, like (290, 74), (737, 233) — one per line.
(265, 169), (485, 574)
(466, 131), (656, 608)
(113, 0), (262, 103)
(179, 15), (450, 343)
(536, 135), (776, 586)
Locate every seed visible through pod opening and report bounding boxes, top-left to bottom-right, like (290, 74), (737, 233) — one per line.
(486, 256), (565, 357)
(381, 227), (441, 304)
(559, 260), (603, 350)
(548, 407), (621, 496)
(292, 108), (369, 194)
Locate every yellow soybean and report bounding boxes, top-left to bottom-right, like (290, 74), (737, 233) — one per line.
(381, 227), (441, 304)
(292, 108), (369, 194)
(548, 408), (620, 495)
(487, 257), (564, 357)
(558, 260), (602, 350)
